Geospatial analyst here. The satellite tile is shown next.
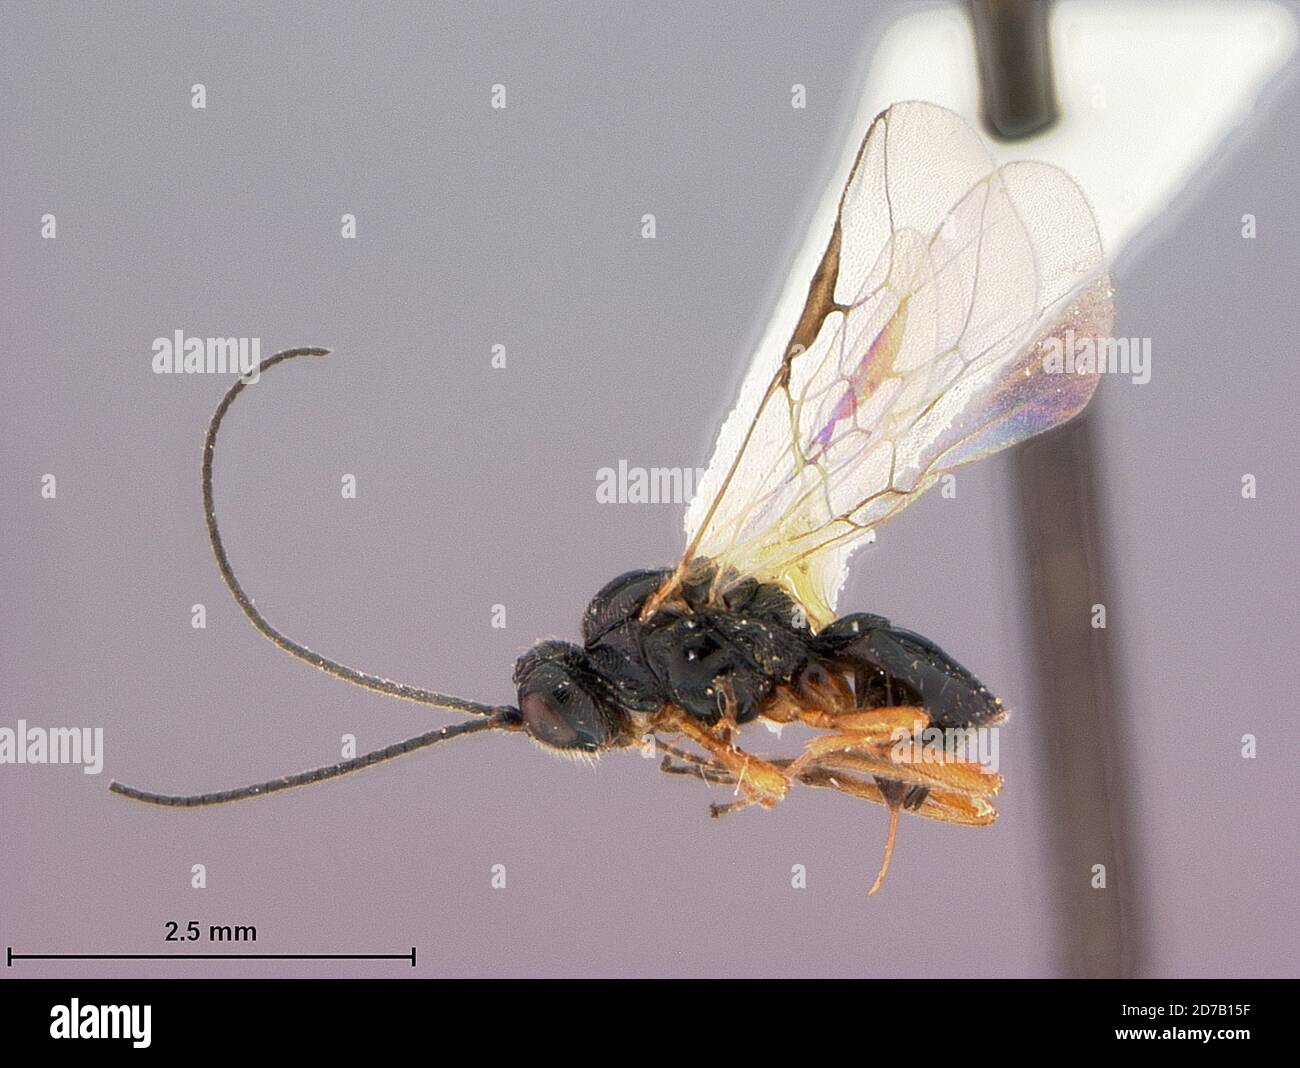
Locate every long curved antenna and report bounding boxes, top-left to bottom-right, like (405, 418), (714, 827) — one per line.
(110, 713), (513, 806)
(204, 347), (512, 718)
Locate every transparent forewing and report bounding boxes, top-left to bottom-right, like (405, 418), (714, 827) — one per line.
(682, 102), (1113, 628)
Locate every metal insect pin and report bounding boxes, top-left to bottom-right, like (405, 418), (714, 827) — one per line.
(111, 102), (1113, 894)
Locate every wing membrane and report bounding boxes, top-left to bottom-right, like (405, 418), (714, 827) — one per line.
(678, 102), (1113, 627)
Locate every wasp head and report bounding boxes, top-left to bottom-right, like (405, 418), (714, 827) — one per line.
(512, 641), (631, 756)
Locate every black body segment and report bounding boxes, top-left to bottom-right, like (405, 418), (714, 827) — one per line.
(510, 560), (1004, 753)
(814, 614), (1005, 729)
(586, 563), (811, 725)
(582, 568), (670, 646)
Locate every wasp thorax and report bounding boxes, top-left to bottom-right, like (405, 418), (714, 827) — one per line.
(512, 641), (629, 754)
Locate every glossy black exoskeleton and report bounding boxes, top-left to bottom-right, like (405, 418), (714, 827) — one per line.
(512, 561), (1005, 756)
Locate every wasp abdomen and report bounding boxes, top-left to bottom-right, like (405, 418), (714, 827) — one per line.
(814, 614), (1005, 730)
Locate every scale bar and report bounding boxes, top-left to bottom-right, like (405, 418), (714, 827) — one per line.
(8, 946), (417, 966)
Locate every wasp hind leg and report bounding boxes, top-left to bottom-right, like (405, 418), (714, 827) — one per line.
(787, 723), (1003, 799)
(797, 767), (997, 826)
(785, 702), (1002, 894)
(869, 780), (907, 895)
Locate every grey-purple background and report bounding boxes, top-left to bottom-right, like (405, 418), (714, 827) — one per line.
(2, 2), (1296, 978)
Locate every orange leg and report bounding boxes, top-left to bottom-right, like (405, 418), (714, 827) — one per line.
(796, 705), (931, 741)
(871, 804), (902, 896)
(780, 704), (928, 782)
(653, 705), (1000, 894)
(801, 741), (1003, 799)
(669, 714), (790, 809)
(797, 768), (997, 827)
(782, 707), (1000, 894)
(783, 707), (1001, 800)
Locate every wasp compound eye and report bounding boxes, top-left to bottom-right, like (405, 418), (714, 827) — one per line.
(514, 644), (612, 753)
(518, 681), (608, 751)
(520, 690), (584, 749)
